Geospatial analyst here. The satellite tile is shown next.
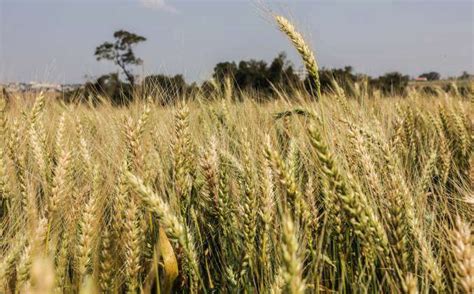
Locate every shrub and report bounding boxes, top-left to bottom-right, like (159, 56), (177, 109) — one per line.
(212, 53), (301, 95)
(372, 72), (410, 96)
(65, 73), (133, 106)
(143, 74), (188, 105)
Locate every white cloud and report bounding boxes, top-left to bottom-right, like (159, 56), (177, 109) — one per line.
(140, 0), (178, 13)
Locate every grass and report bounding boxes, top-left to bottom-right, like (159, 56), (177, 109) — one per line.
(0, 14), (473, 294)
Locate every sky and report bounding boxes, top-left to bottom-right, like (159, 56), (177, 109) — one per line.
(0, 0), (473, 84)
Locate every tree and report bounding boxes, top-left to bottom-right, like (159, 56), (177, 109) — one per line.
(419, 72), (441, 81)
(212, 53), (300, 94)
(268, 52), (300, 89)
(95, 30), (146, 86)
(143, 74), (188, 104)
(316, 66), (358, 95)
(213, 62), (238, 82)
(64, 73), (134, 106)
(1, 87), (10, 105)
(235, 59), (268, 90)
(374, 72), (410, 96)
(459, 71), (471, 80)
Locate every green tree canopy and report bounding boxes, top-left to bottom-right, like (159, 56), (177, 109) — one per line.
(212, 53), (300, 94)
(419, 72), (441, 81)
(374, 72), (410, 96)
(95, 30), (147, 86)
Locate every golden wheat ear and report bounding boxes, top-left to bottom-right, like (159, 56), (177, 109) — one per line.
(274, 15), (321, 100)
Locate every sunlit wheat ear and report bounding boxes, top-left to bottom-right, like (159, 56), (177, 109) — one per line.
(55, 114), (67, 156)
(55, 229), (72, 292)
(98, 226), (113, 293)
(308, 124), (389, 258)
(235, 130), (259, 283)
(7, 119), (28, 208)
(382, 147), (409, 271)
(76, 122), (93, 178)
(436, 132), (451, 185)
(0, 237), (27, 290)
(29, 126), (48, 186)
(48, 115), (70, 220)
(274, 15), (321, 99)
(49, 150), (71, 215)
(260, 158), (276, 272)
(172, 103), (194, 207)
(28, 93), (51, 193)
(16, 244), (32, 290)
(279, 216), (306, 294)
(111, 160), (128, 239)
(199, 137), (219, 206)
(76, 202), (95, 281)
(263, 136), (307, 220)
(29, 92), (46, 125)
(451, 216), (474, 293)
(125, 171), (200, 291)
(77, 167), (100, 281)
(416, 150), (437, 196)
(380, 141), (444, 290)
(123, 195), (141, 293)
(346, 124), (383, 196)
(451, 108), (470, 157)
(125, 103), (150, 170)
(440, 105), (470, 159)
(330, 79), (352, 115)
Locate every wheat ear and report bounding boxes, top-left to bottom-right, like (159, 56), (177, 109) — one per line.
(275, 15), (321, 99)
(451, 216), (473, 293)
(280, 216), (306, 294)
(125, 171), (200, 291)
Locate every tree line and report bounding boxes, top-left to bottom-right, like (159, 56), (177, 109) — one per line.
(66, 30), (473, 105)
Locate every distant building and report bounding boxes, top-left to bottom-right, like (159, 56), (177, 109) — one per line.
(0, 82), (81, 93)
(414, 77), (428, 82)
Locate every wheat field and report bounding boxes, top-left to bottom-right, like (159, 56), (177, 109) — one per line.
(1, 15), (473, 294)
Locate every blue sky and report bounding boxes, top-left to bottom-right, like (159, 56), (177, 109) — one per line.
(0, 0), (473, 83)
